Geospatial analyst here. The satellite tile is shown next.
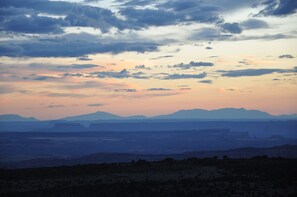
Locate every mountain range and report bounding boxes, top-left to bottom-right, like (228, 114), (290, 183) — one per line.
(0, 114), (39, 122)
(1, 108), (297, 122)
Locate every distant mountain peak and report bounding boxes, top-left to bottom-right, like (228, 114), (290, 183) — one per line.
(0, 114), (39, 122)
(62, 111), (121, 121)
(154, 108), (274, 120)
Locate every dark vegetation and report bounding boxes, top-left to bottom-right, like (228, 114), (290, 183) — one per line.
(1, 157), (297, 197)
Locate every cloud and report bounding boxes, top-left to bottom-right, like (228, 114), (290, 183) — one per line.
(40, 92), (92, 98)
(114, 89), (137, 92)
(47, 104), (65, 108)
(147, 88), (172, 91)
(0, 0), (74, 15)
(128, 92), (182, 98)
(219, 22), (242, 34)
(62, 64), (100, 69)
(150, 55), (174, 60)
(118, 0), (157, 7)
(205, 47), (212, 50)
(199, 80), (212, 84)
(1, 13), (65, 34)
(179, 87), (191, 90)
(257, 0), (297, 16)
(60, 81), (127, 90)
(171, 61), (214, 70)
(77, 56), (93, 61)
(190, 27), (293, 42)
(220, 68), (296, 77)
(29, 63), (100, 71)
(0, 0), (125, 33)
(0, 33), (159, 57)
(119, 0), (222, 28)
(84, 0), (102, 2)
(238, 59), (250, 65)
(87, 103), (104, 107)
(241, 19), (269, 29)
(134, 65), (151, 70)
(33, 76), (57, 81)
(64, 5), (125, 33)
(120, 8), (177, 27)
(189, 28), (232, 41)
(233, 33), (293, 41)
(92, 69), (130, 78)
(0, 0), (289, 38)
(221, 69), (280, 77)
(131, 72), (150, 79)
(163, 72), (207, 80)
(279, 54), (295, 58)
(63, 73), (84, 77)
(88, 69), (151, 79)
(160, 0), (222, 23)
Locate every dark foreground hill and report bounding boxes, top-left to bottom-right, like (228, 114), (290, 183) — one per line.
(1, 157), (297, 197)
(2, 145), (297, 169)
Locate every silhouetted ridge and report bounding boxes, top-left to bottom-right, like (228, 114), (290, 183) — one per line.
(0, 114), (39, 122)
(62, 111), (121, 121)
(154, 108), (273, 119)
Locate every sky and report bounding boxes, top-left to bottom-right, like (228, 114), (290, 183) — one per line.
(0, 0), (297, 120)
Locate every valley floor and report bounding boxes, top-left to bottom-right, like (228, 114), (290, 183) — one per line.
(1, 158), (297, 196)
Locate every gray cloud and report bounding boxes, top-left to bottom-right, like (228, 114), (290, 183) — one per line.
(77, 56), (93, 61)
(0, 0), (290, 39)
(134, 65), (151, 70)
(92, 69), (130, 79)
(233, 33), (292, 41)
(63, 73), (84, 77)
(221, 69), (280, 77)
(257, 0), (297, 16)
(129, 92), (182, 98)
(279, 54), (294, 59)
(119, 1), (222, 29)
(190, 28), (292, 42)
(238, 59), (250, 65)
(64, 5), (125, 33)
(219, 22), (242, 34)
(1, 14), (65, 34)
(199, 80), (212, 84)
(29, 63), (101, 71)
(0, 33), (159, 57)
(220, 68), (296, 77)
(40, 92), (92, 98)
(241, 19), (269, 29)
(87, 103), (104, 107)
(0, 0), (125, 33)
(114, 89), (137, 92)
(60, 81), (127, 90)
(171, 61), (214, 70)
(47, 104), (65, 108)
(33, 76), (57, 81)
(163, 72), (207, 80)
(88, 69), (150, 79)
(150, 55), (174, 60)
(147, 88), (172, 91)
(131, 72), (150, 79)
(190, 28), (232, 41)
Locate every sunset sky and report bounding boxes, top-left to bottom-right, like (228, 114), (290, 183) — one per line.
(0, 0), (296, 120)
